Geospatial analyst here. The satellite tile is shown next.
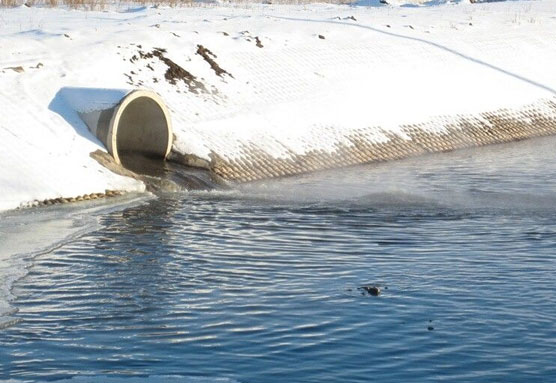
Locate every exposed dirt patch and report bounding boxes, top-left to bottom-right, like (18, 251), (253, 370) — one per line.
(5, 66), (24, 73)
(333, 16), (358, 21)
(138, 48), (207, 93)
(122, 44), (225, 96)
(124, 73), (133, 85)
(196, 45), (233, 78)
(238, 31), (264, 48)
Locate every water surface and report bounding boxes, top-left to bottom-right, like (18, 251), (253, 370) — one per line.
(2, 137), (556, 382)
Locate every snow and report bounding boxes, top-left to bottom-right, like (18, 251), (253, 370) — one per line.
(1, 0), (556, 212)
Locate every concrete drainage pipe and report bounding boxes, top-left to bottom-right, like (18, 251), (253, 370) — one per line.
(67, 88), (173, 164)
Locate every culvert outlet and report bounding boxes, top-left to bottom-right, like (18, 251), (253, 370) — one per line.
(72, 89), (172, 164)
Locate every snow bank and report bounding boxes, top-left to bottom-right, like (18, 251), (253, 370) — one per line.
(1, 0), (556, 211)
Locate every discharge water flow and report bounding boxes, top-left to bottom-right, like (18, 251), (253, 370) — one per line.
(118, 152), (222, 192)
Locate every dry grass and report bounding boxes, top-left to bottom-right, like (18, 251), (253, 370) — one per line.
(1, 0), (353, 9)
(1, 0), (19, 6)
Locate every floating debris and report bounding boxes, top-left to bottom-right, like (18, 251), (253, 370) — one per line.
(358, 285), (381, 296)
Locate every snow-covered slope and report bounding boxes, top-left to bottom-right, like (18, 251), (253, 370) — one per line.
(1, 0), (556, 211)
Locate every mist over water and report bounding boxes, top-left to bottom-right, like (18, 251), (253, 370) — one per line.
(2, 137), (556, 382)
(242, 136), (556, 212)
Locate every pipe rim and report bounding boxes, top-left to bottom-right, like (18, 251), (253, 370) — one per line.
(108, 89), (173, 165)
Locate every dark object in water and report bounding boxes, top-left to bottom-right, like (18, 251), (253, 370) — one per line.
(428, 326), (434, 331)
(358, 285), (381, 296)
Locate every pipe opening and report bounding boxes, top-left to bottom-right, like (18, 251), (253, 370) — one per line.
(76, 88), (219, 190)
(111, 91), (172, 166)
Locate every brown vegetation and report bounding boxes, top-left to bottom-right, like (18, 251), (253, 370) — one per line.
(1, 0), (353, 9)
(196, 44), (233, 78)
(1, 0), (18, 6)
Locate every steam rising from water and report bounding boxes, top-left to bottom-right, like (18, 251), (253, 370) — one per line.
(238, 136), (556, 212)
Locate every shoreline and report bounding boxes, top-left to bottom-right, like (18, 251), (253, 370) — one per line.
(0, 194), (150, 327)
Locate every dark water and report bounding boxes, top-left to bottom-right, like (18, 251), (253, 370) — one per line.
(119, 152), (222, 192)
(2, 137), (556, 382)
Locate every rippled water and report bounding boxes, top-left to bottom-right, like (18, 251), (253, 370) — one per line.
(2, 137), (556, 382)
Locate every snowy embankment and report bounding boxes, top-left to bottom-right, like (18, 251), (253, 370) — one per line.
(1, 0), (556, 212)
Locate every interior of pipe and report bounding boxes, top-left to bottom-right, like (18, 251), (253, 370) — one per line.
(115, 96), (170, 163)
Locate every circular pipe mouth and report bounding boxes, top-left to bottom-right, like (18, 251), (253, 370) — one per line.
(108, 90), (173, 165)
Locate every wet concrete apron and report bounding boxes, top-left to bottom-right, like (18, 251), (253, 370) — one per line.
(118, 151), (225, 193)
